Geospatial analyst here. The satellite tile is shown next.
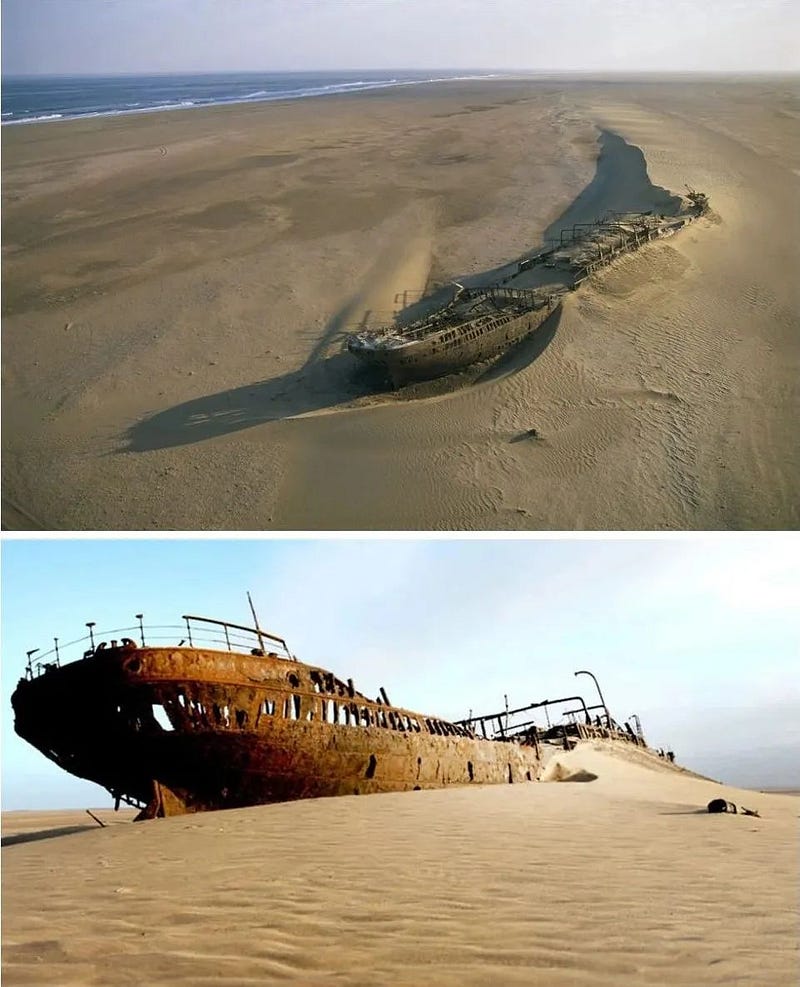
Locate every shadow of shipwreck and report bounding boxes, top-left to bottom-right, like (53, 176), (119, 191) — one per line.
(123, 129), (683, 453)
(123, 353), (381, 453)
(1, 825), (97, 846)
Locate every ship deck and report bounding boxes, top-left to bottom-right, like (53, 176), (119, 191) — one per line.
(348, 201), (705, 356)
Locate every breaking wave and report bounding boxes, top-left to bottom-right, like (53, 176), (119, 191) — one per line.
(2, 71), (504, 125)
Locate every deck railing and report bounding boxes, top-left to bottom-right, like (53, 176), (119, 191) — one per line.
(23, 615), (292, 679)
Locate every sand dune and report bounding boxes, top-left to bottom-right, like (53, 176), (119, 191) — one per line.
(2, 743), (796, 986)
(2, 78), (798, 529)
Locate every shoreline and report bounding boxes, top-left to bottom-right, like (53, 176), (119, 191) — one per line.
(1, 72), (506, 127)
(4, 70), (797, 129)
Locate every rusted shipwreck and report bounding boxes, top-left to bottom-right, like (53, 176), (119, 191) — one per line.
(348, 285), (562, 388)
(12, 611), (647, 819)
(347, 188), (709, 387)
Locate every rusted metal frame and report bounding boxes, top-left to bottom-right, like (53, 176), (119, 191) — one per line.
(504, 716), (552, 737)
(27, 627), (107, 675)
(561, 219), (607, 247)
(182, 615), (287, 653)
(457, 694), (590, 727)
(485, 285), (539, 302)
(26, 614), (262, 677)
(574, 670), (611, 726)
(560, 222), (588, 247)
(12, 644), (548, 817)
(246, 592), (268, 655)
(24, 649), (39, 680)
(562, 701), (605, 721)
(455, 695), (591, 742)
(157, 675), (457, 737)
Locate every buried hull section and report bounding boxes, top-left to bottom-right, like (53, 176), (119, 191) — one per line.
(12, 646), (543, 818)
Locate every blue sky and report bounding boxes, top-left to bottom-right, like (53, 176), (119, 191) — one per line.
(2, 0), (797, 75)
(2, 536), (798, 809)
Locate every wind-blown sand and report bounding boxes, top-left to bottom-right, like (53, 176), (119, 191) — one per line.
(3, 77), (798, 529)
(2, 743), (796, 985)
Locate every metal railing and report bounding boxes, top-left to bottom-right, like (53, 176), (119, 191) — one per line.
(23, 615), (293, 679)
(455, 695), (591, 742)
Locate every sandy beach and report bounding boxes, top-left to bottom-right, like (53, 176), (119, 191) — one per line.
(2, 742), (796, 985)
(3, 77), (799, 529)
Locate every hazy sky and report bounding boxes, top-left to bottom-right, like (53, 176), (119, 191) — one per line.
(2, 0), (797, 76)
(2, 536), (798, 809)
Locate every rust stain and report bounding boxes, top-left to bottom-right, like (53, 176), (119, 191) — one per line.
(12, 620), (647, 820)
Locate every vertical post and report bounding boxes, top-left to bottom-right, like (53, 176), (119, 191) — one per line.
(247, 591), (266, 654)
(54, 638), (60, 666)
(574, 670), (611, 727)
(136, 614), (145, 646)
(25, 649), (38, 680)
(185, 617), (193, 647)
(86, 622), (96, 651)
(224, 623), (231, 650)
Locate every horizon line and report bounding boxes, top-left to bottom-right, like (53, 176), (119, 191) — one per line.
(3, 67), (799, 80)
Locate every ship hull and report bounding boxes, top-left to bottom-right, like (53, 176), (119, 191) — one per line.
(352, 298), (560, 388)
(348, 198), (709, 388)
(12, 646), (544, 817)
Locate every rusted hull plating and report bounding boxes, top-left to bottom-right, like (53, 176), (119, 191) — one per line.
(351, 299), (559, 388)
(12, 646), (544, 818)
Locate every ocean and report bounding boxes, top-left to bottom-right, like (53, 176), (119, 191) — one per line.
(1, 70), (498, 125)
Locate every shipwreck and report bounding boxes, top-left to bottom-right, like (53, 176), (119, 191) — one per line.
(347, 187), (709, 387)
(13, 607), (649, 819)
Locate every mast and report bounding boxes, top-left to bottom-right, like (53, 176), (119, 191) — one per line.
(247, 591), (267, 654)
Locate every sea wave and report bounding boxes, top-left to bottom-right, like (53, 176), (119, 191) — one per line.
(5, 112), (64, 124)
(1, 73), (505, 125)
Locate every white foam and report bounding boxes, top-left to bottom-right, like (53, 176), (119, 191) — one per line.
(1, 73), (506, 126)
(4, 112), (63, 124)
